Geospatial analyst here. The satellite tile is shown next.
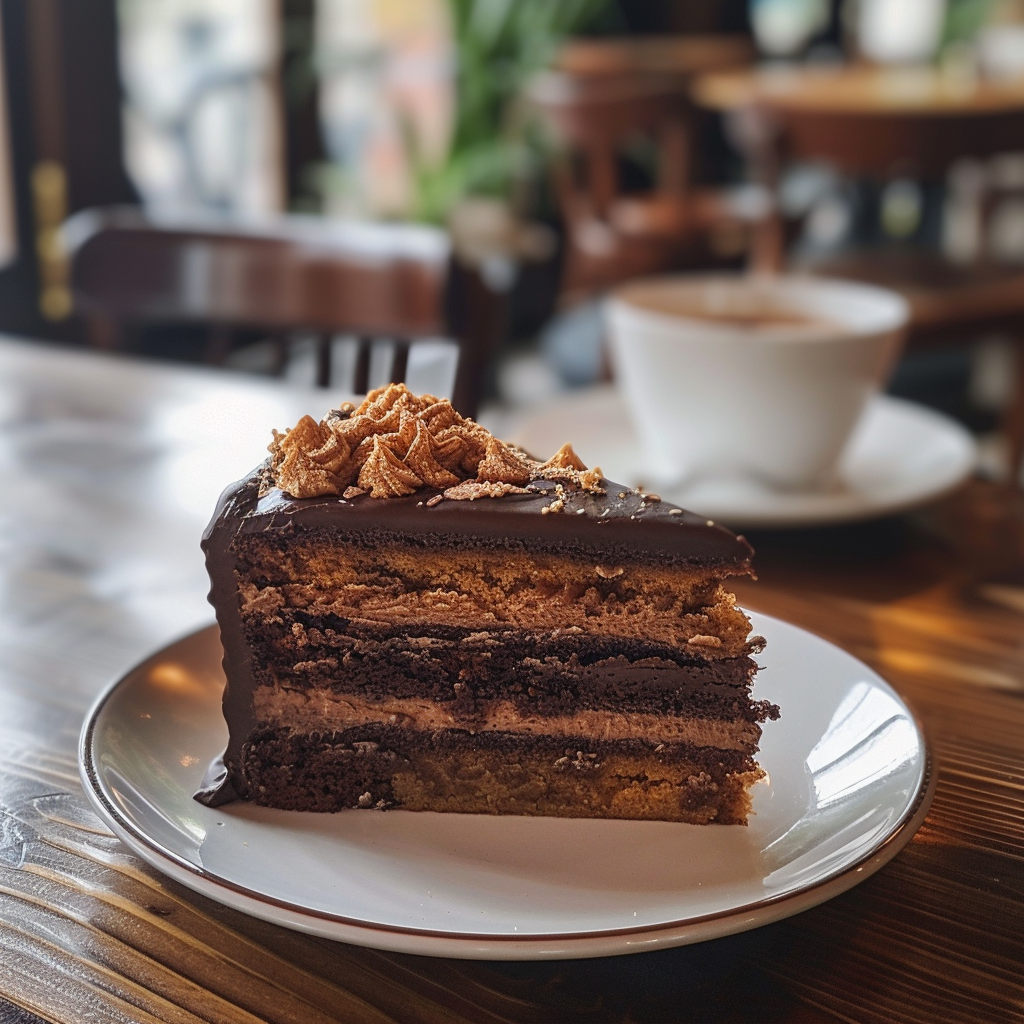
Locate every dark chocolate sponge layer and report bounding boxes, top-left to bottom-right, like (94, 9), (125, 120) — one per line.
(228, 725), (760, 824)
(244, 615), (774, 721)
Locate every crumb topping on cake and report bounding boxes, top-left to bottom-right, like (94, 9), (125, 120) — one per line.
(267, 383), (606, 501)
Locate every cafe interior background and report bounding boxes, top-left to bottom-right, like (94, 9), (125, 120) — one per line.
(5, 0), (1024, 1021)
(0, 0), (1021, 480)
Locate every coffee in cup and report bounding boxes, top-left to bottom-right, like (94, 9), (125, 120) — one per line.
(605, 274), (909, 490)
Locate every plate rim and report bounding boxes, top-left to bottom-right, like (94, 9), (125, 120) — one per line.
(79, 616), (935, 959)
(509, 389), (977, 529)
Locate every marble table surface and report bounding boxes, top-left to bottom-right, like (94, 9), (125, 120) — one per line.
(1, 335), (1024, 1023)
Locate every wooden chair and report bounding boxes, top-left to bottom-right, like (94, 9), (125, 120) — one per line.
(526, 70), (768, 301)
(62, 206), (508, 419)
(718, 69), (1024, 480)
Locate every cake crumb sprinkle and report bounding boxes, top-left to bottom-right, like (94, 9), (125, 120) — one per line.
(444, 480), (530, 501)
(554, 751), (601, 771)
(688, 634), (723, 648)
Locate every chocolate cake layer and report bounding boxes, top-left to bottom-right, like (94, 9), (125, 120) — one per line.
(242, 617), (769, 720)
(232, 533), (753, 655)
(227, 726), (761, 824)
(252, 688), (764, 749)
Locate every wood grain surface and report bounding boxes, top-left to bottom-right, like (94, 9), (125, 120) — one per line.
(0, 337), (1021, 1023)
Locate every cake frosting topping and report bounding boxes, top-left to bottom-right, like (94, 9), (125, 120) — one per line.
(267, 383), (605, 501)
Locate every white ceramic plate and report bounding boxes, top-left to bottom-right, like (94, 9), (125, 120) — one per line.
(511, 388), (976, 530)
(80, 614), (932, 960)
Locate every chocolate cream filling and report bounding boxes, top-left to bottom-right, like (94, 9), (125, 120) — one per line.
(242, 616), (768, 708)
(252, 688), (764, 750)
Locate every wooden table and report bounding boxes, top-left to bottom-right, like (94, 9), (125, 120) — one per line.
(696, 61), (1024, 111)
(693, 62), (1024, 273)
(2, 336), (1023, 1023)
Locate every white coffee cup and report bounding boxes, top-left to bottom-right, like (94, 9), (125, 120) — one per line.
(606, 274), (909, 490)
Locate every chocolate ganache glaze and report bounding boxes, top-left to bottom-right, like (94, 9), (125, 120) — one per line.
(232, 474), (750, 564)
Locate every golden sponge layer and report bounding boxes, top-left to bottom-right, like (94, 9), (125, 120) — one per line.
(237, 540), (756, 656)
(391, 748), (760, 824)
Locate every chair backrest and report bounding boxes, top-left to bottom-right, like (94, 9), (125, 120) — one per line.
(527, 72), (693, 219)
(63, 207), (498, 418)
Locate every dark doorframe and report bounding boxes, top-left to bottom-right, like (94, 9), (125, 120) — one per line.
(0, 0), (137, 340)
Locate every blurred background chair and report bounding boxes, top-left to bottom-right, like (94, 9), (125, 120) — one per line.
(63, 206), (506, 419)
(527, 68), (768, 302)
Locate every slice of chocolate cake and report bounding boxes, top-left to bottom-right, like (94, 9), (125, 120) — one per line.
(198, 384), (776, 824)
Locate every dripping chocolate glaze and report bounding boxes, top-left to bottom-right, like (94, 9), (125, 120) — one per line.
(196, 466), (755, 807)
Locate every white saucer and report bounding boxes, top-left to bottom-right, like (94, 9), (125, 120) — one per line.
(511, 388), (977, 529)
(80, 615), (933, 960)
